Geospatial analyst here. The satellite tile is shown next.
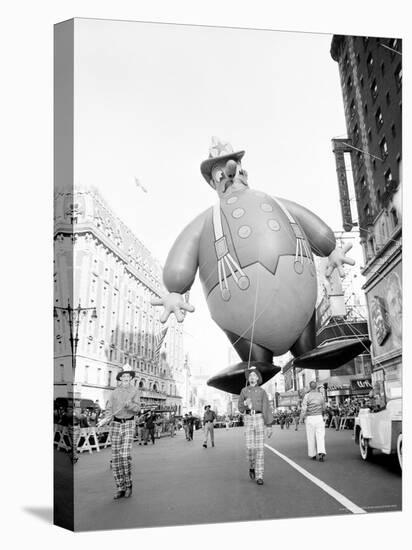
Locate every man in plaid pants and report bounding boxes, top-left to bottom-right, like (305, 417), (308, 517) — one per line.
(238, 365), (273, 485)
(105, 366), (141, 500)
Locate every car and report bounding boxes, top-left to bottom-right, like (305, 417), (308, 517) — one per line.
(354, 397), (402, 469)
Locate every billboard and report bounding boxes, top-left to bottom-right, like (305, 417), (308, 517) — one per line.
(366, 261), (402, 362)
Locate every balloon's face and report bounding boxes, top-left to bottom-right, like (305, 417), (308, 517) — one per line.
(212, 161), (248, 198)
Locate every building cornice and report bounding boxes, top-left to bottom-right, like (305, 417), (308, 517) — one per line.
(54, 222), (163, 296)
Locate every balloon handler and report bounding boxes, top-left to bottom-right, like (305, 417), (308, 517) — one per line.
(238, 365), (273, 485)
(152, 138), (370, 394)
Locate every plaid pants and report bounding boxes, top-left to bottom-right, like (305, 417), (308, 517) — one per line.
(203, 421), (214, 444)
(110, 419), (135, 490)
(244, 413), (265, 479)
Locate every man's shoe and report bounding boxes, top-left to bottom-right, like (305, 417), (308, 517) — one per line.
(144, 442), (147, 445)
(212, 443), (215, 447)
(256, 478), (264, 485)
(113, 490), (125, 500)
(203, 443), (207, 448)
(249, 468), (256, 480)
(319, 453), (326, 462)
(124, 487), (132, 498)
(311, 455), (317, 460)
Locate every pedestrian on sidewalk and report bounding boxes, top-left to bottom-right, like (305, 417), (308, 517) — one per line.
(155, 415), (163, 439)
(136, 412), (146, 445)
(183, 414), (189, 440)
(225, 414), (230, 430)
(169, 412), (176, 437)
(62, 405), (81, 464)
(202, 405), (216, 448)
(145, 411), (156, 444)
(238, 365), (273, 486)
(102, 366), (141, 500)
(186, 411), (195, 441)
(300, 381), (327, 461)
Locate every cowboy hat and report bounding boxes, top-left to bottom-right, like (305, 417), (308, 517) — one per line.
(116, 366), (136, 381)
(200, 137), (245, 188)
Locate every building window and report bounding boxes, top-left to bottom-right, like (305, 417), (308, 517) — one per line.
(366, 53), (374, 73)
(384, 169), (393, 184)
(388, 38), (399, 59)
(375, 108), (384, 131)
(350, 99), (356, 119)
(360, 75), (364, 88)
(380, 220), (387, 244)
(344, 55), (349, 69)
(107, 370), (112, 386)
(391, 207), (399, 228)
(394, 63), (402, 90)
(379, 137), (388, 159)
(363, 36), (369, 50)
(60, 364), (65, 382)
(386, 91), (391, 105)
(360, 176), (367, 190)
(391, 124), (396, 138)
(368, 129), (372, 142)
(367, 235), (375, 257)
(353, 124), (360, 143)
(347, 76), (352, 92)
(388, 38), (399, 50)
(370, 79), (378, 101)
(84, 365), (89, 384)
(381, 62), (385, 76)
(364, 103), (368, 116)
(372, 159), (376, 171)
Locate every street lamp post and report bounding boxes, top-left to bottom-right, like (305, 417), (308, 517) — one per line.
(54, 300), (97, 400)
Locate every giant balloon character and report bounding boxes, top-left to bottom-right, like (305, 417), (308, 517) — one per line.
(152, 138), (369, 394)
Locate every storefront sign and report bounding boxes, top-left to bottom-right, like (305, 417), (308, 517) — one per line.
(350, 378), (372, 394)
(278, 391), (300, 407)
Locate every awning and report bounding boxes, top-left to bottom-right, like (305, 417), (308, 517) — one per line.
(350, 377), (372, 395)
(322, 375), (372, 396)
(322, 375), (351, 392)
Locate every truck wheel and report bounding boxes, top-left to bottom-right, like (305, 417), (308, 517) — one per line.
(397, 434), (402, 470)
(359, 429), (372, 461)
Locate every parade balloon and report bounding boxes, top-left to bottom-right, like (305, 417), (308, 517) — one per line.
(152, 138), (370, 394)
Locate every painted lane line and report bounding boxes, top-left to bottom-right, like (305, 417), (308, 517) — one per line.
(264, 443), (366, 514)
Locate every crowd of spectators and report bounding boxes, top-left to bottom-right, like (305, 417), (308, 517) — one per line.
(324, 397), (372, 430)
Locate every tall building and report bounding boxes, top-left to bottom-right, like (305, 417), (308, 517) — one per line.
(330, 35), (402, 400)
(54, 185), (185, 412)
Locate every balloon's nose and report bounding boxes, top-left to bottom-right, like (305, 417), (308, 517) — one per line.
(224, 159), (237, 179)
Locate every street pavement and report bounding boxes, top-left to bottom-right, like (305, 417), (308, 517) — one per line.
(54, 424), (401, 531)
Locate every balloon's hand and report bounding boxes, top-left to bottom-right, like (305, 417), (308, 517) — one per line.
(325, 243), (355, 278)
(151, 292), (195, 323)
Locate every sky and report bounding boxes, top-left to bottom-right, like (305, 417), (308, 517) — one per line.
(73, 18), (357, 376)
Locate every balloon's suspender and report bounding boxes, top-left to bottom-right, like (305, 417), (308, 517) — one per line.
(271, 198), (314, 266)
(213, 202), (250, 302)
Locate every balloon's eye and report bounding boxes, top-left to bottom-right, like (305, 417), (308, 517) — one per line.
(214, 169), (224, 183)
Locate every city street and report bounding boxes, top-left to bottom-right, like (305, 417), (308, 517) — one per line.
(55, 425), (401, 531)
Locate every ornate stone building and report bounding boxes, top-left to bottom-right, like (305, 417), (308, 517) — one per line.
(54, 185), (185, 412)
